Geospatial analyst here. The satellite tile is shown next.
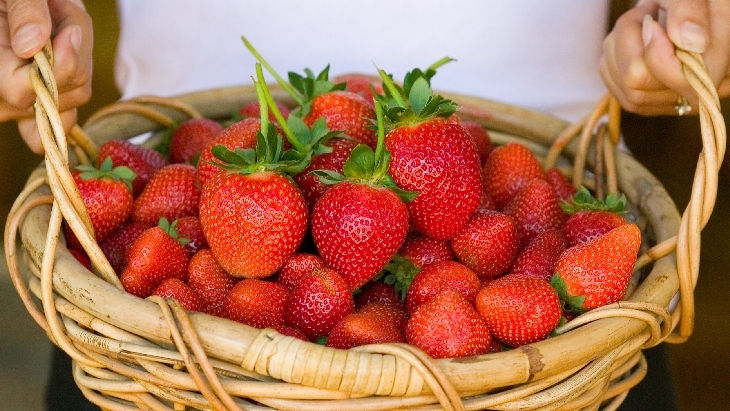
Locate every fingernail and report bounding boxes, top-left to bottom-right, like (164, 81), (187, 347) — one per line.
(679, 22), (708, 53)
(12, 23), (43, 55)
(642, 14), (653, 47)
(69, 25), (82, 53)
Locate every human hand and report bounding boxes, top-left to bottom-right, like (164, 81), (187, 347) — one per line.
(600, 0), (730, 116)
(0, 0), (93, 154)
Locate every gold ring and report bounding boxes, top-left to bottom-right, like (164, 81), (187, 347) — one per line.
(674, 96), (692, 116)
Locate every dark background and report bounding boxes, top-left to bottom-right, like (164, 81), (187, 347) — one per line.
(1, 2), (728, 410)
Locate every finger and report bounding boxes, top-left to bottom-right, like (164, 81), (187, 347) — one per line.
(601, 57), (683, 115)
(663, 0), (710, 53)
(5, 0), (52, 58)
(17, 108), (78, 155)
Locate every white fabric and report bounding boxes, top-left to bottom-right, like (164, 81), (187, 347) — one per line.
(115, 0), (609, 122)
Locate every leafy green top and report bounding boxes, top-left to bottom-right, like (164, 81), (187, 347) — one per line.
(76, 157), (137, 191)
(561, 186), (627, 215)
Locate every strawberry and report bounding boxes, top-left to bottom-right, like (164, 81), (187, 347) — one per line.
(405, 290), (492, 359)
(354, 280), (403, 309)
(132, 163), (200, 226)
(405, 260), (482, 314)
(378, 64), (482, 241)
(152, 278), (203, 312)
(551, 223), (642, 312)
(459, 120), (492, 165)
(239, 100), (291, 122)
(119, 219), (189, 298)
(68, 248), (92, 271)
(503, 178), (566, 249)
(510, 229), (567, 281)
(561, 187), (628, 247)
(196, 117), (261, 186)
(399, 234), (454, 268)
(174, 216), (208, 257)
(294, 136), (359, 211)
(285, 267), (355, 340)
(97, 139), (168, 197)
(450, 211), (519, 279)
(187, 249), (239, 317)
(473, 187), (499, 215)
(312, 180), (409, 290)
(71, 157), (136, 243)
(545, 167), (577, 203)
(357, 302), (409, 330)
(475, 274), (562, 347)
(99, 221), (154, 274)
(302, 90), (377, 148)
(223, 279), (290, 328)
(276, 252), (325, 292)
(198, 124), (309, 278)
(326, 311), (405, 350)
(272, 325), (309, 341)
(482, 142), (545, 209)
(331, 73), (384, 105)
(168, 118), (224, 164)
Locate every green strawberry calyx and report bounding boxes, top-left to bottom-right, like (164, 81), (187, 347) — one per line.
(561, 186), (627, 215)
(549, 272), (587, 314)
(310, 100), (417, 202)
(76, 157), (137, 192)
(158, 217), (190, 247)
(375, 57), (457, 129)
(377, 255), (422, 301)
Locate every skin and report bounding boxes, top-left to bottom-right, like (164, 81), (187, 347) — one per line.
(2, 0), (729, 153)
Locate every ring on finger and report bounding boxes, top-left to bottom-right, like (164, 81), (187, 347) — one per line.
(674, 95), (692, 116)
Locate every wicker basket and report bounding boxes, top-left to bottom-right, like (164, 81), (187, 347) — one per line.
(4, 44), (725, 411)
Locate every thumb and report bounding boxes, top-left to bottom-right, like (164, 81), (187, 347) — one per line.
(7, 0), (52, 58)
(664, 0), (710, 53)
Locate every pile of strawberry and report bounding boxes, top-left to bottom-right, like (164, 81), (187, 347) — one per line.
(64, 51), (642, 360)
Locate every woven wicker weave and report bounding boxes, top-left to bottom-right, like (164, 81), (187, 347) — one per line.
(4, 43), (725, 411)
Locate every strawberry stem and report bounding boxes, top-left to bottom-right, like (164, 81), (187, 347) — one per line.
(373, 99), (386, 172)
(377, 67), (407, 107)
(254, 63), (307, 153)
(242, 37), (303, 106)
(253, 75), (269, 137)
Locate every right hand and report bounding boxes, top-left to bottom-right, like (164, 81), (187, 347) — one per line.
(0, 0), (93, 154)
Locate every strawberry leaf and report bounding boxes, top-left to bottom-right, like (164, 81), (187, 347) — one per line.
(550, 273), (587, 314)
(562, 186), (627, 214)
(381, 255), (421, 301)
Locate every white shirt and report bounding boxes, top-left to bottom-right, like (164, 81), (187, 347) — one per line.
(115, 0), (609, 122)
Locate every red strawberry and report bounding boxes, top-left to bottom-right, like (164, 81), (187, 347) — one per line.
(302, 90), (377, 148)
(285, 267), (355, 340)
(450, 211), (519, 278)
(152, 278), (203, 312)
(357, 302), (409, 330)
(551, 223), (642, 312)
(561, 187), (629, 247)
(326, 311), (405, 350)
(545, 167), (577, 203)
(71, 158), (136, 243)
(276, 253), (325, 292)
(99, 221), (154, 274)
(399, 234), (454, 268)
(510, 229), (567, 281)
(196, 118), (261, 186)
(482, 142), (545, 209)
(174, 216), (208, 257)
(199, 170), (308, 278)
(168, 118), (223, 164)
(406, 260), (482, 314)
(503, 178), (566, 249)
(239, 100), (291, 122)
(119, 220), (189, 298)
(405, 290), (492, 359)
(460, 120), (492, 165)
(97, 139), (168, 197)
(187, 249), (239, 317)
(223, 279), (290, 328)
(294, 137), (358, 211)
(132, 163), (200, 226)
(376, 63), (483, 241)
(474, 187), (499, 215)
(385, 117), (482, 241)
(272, 324), (309, 341)
(311, 180), (409, 290)
(68, 248), (92, 271)
(331, 73), (384, 105)
(475, 274), (562, 347)
(354, 280), (403, 309)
